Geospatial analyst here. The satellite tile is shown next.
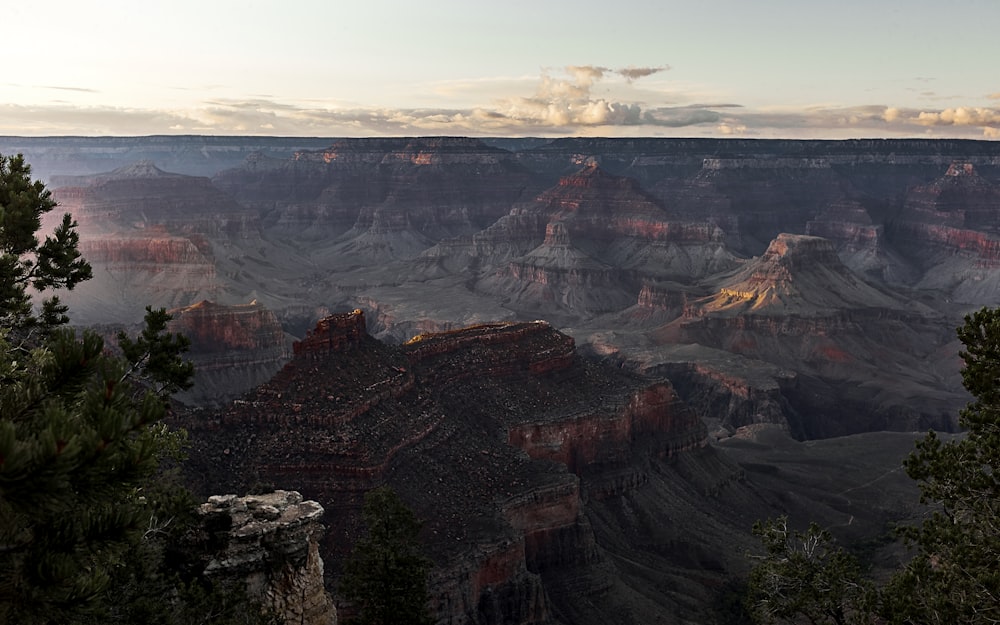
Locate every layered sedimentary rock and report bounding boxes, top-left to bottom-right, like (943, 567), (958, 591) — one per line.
(654, 234), (959, 437)
(0, 135), (334, 181)
(53, 160), (258, 238)
(214, 137), (541, 263)
(48, 163), (263, 324)
(53, 226), (221, 324)
(182, 311), (753, 625)
(25, 137), (1000, 431)
(168, 300), (293, 406)
(194, 490), (336, 625)
(888, 162), (1000, 302)
(419, 163), (739, 319)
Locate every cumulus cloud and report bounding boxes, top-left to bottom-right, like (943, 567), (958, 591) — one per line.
(915, 107), (1000, 127)
(717, 122), (748, 135)
(491, 64), (689, 130)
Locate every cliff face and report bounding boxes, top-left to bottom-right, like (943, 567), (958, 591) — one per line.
(194, 491), (336, 625)
(53, 161), (259, 238)
(168, 300), (293, 407)
(182, 312), (746, 625)
(425, 164), (740, 318)
(213, 137), (541, 263)
(651, 234), (959, 438)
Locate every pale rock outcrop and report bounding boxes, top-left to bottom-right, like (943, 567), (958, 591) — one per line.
(197, 491), (336, 625)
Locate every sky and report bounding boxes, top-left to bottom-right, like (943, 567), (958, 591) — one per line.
(3, 0), (999, 139)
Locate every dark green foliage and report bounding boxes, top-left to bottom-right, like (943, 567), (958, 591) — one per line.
(119, 305), (195, 397)
(0, 327), (177, 623)
(745, 517), (875, 625)
(0, 153), (91, 337)
(880, 307), (1000, 624)
(340, 486), (433, 625)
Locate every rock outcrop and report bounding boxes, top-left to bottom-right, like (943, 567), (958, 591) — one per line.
(194, 490), (336, 625)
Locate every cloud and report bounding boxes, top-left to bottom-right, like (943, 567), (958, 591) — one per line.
(489, 65), (690, 130)
(988, 93), (1000, 100)
(616, 66), (670, 82)
(914, 107), (1000, 127)
(717, 122), (748, 135)
(40, 85), (99, 93)
(3, 65), (1000, 140)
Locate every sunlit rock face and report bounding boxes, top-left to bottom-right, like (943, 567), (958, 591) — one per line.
(181, 312), (749, 625)
(650, 233), (957, 438)
(26, 135), (1000, 623)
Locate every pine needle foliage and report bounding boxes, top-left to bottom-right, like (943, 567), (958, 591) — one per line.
(340, 486), (433, 625)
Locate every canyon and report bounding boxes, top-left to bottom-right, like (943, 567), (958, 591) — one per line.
(6, 135), (1000, 623)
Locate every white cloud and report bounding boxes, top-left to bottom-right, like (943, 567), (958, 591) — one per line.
(2, 66), (999, 140)
(717, 122), (748, 135)
(915, 107), (1000, 127)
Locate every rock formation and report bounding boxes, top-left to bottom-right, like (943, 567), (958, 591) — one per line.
(181, 312), (760, 625)
(652, 234), (958, 437)
(194, 490), (336, 625)
(168, 300), (293, 406)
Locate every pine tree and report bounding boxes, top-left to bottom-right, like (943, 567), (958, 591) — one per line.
(881, 307), (1000, 624)
(0, 153), (198, 623)
(0, 153), (91, 339)
(340, 486), (433, 625)
(745, 517), (875, 625)
(0, 328), (177, 623)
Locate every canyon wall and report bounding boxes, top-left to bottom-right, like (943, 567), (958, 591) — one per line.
(181, 312), (734, 625)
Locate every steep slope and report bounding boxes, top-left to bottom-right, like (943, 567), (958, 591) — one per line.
(417, 164), (738, 320)
(889, 162), (1000, 302)
(179, 310), (935, 625)
(49, 161), (323, 324)
(651, 234), (959, 438)
(214, 137), (542, 264)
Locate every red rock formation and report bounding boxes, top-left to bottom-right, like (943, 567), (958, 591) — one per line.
(508, 383), (705, 474)
(293, 309), (368, 356)
(902, 161), (1000, 229)
(168, 300), (292, 407)
(182, 312), (715, 625)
